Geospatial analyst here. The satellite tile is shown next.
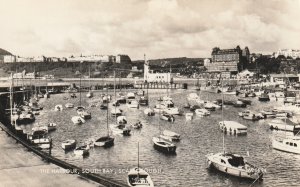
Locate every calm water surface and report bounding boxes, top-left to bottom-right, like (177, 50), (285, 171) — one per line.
(23, 89), (300, 187)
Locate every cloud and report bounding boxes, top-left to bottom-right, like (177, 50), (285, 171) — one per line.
(0, 0), (299, 59)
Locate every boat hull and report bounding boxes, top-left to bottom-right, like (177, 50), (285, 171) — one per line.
(207, 160), (263, 180)
(94, 137), (114, 148)
(272, 140), (300, 154)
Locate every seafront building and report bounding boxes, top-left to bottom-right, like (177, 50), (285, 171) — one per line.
(0, 48), (131, 64)
(205, 46), (250, 78)
(143, 55), (172, 83)
(274, 49), (300, 59)
(0, 48), (15, 63)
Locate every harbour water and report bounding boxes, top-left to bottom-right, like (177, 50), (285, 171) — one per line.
(19, 89), (300, 187)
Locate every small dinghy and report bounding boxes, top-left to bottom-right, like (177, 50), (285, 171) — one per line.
(61, 139), (76, 150)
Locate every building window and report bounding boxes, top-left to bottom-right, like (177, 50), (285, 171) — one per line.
(294, 143), (297, 147)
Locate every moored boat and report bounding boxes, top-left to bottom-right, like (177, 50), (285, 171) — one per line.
(71, 116), (85, 125)
(272, 136), (300, 154)
(152, 137), (176, 154)
(94, 136), (114, 147)
(195, 108), (210, 116)
(160, 130), (181, 142)
(206, 152), (264, 180)
(160, 113), (175, 122)
(144, 108), (155, 116)
(54, 104), (63, 111)
(74, 144), (90, 156)
(65, 103), (74, 108)
(61, 139), (76, 150)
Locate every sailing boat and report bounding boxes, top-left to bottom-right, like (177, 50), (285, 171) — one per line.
(127, 142), (154, 187)
(152, 101), (176, 154)
(76, 72), (91, 119)
(110, 70), (131, 136)
(206, 75), (264, 180)
(144, 82), (155, 116)
(86, 65), (93, 98)
(94, 87), (114, 148)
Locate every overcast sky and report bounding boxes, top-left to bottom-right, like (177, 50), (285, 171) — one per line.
(0, 0), (299, 60)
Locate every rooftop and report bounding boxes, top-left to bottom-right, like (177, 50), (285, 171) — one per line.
(0, 48), (12, 56)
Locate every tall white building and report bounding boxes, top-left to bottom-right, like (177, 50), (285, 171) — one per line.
(274, 49), (300, 59)
(143, 55), (172, 83)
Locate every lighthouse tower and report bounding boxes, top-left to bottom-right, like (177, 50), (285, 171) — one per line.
(144, 54), (149, 82)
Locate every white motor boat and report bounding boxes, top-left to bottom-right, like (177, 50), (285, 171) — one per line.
(86, 91), (93, 98)
(111, 108), (122, 117)
(19, 111), (35, 124)
(54, 104), (63, 111)
(61, 139), (76, 150)
(47, 123), (57, 131)
(117, 116), (127, 124)
(204, 103), (216, 111)
(144, 108), (155, 116)
(76, 106), (85, 114)
(127, 167), (154, 187)
(127, 92), (136, 100)
(127, 100), (139, 108)
(219, 121), (247, 135)
(195, 108), (210, 116)
(185, 113), (193, 120)
(272, 136), (300, 154)
(153, 104), (167, 113)
(110, 124), (131, 136)
(187, 93), (200, 101)
(163, 107), (180, 115)
(160, 113), (175, 122)
(32, 137), (51, 149)
(206, 152), (264, 180)
(65, 103), (74, 108)
(76, 107), (91, 119)
(74, 144), (90, 156)
(160, 130), (180, 142)
(71, 116), (85, 125)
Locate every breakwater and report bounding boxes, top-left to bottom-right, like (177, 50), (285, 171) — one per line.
(0, 122), (127, 187)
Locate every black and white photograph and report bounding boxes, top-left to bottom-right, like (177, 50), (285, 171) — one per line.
(0, 0), (300, 186)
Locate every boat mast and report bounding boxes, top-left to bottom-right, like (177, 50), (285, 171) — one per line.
(114, 70), (117, 123)
(89, 65), (91, 92)
(10, 73), (13, 125)
(138, 142), (140, 171)
(79, 73), (82, 106)
(221, 75), (225, 154)
(107, 84), (109, 137)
